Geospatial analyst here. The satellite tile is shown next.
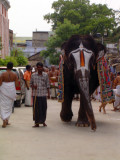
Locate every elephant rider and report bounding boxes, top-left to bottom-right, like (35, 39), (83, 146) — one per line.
(49, 65), (59, 99)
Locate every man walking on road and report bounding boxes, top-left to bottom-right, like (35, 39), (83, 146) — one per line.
(30, 62), (50, 127)
(24, 65), (32, 107)
(0, 62), (18, 128)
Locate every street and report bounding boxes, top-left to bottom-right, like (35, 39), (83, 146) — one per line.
(0, 100), (120, 160)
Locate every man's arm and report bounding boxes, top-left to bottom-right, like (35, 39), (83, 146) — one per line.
(24, 73), (29, 90)
(25, 80), (29, 90)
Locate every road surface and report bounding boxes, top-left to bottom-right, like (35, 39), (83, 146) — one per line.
(0, 100), (120, 160)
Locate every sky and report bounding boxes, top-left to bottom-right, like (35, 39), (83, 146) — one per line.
(8, 0), (120, 37)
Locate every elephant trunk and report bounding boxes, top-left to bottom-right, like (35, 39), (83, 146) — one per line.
(75, 69), (96, 130)
(76, 69), (91, 103)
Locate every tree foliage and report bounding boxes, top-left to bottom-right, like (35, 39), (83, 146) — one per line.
(0, 48), (28, 66)
(0, 58), (4, 66)
(41, 19), (80, 64)
(3, 56), (18, 67)
(42, 0), (117, 65)
(11, 48), (28, 66)
(44, 0), (116, 34)
(0, 56), (18, 67)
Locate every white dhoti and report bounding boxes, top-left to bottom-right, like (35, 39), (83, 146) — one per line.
(113, 85), (120, 108)
(0, 82), (16, 120)
(25, 88), (32, 106)
(50, 82), (58, 98)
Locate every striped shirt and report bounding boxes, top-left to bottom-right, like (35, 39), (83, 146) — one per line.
(30, 72), (50, 97)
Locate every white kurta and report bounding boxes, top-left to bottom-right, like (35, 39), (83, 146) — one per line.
(0, 82), (16, 120)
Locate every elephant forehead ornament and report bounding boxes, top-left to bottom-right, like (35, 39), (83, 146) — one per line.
(70, 43), (94, 77)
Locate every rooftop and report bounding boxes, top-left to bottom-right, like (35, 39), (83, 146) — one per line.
(0, 0), (10, 10)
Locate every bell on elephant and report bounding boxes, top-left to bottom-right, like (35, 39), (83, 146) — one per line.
(59, 35), (107, 131)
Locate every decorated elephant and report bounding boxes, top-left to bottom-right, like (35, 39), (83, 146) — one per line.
(58, 35), (107, 131)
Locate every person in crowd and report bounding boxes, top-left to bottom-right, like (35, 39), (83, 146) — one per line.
(49, 65), (59, 99)
(97, 43), (114, 114)
(30, 62), (50, 127)
(112, 72), (120, 111)
(44, 66), (49, 74)
(24, 65), (32, 107)
(0, 62), (18, 128)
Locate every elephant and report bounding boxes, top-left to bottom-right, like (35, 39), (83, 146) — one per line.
(60, 35), (106, 131)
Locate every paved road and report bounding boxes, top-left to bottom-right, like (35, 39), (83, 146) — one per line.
(0, 100), (120, 160)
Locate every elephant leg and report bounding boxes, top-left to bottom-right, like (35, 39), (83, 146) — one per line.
(60, 91), (74, 122)
(78, 78), (96, 131)
(76, 96), (90, 127)
(85, 101), (96, 131)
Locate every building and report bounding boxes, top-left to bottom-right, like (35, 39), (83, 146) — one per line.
(28, 52), (43, 67)
(106, 43), (118, 55)
(0, 0), (10, 58)
(9, 29), (13, 51)
(32, 31), (49, 48)
(23, 40), (46, 57)
(13, 31), (50, 57)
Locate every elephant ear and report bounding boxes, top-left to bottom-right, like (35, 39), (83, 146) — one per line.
(96, 42), (106, 62)
(96, 50), (105, 62)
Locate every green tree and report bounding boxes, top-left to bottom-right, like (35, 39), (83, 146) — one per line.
(44, 0), (117, 35)
(43, 0), (117, 64)
(41, 19), (80, 64)
(0, 59), (4, 66)
(3, 56), (18, 67)
(11, 48), (28, 66)
(16, 55), (28, 66)
(0, 57), (18, 67)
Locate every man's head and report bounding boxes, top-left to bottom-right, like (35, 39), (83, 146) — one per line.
(36, 62), (44, 73)
(26, 65), (31, 71)
(7, 62), (13, 70)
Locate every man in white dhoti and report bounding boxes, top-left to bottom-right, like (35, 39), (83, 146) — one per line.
(24, 65), (32, 106)
(0, 62), (18, 128)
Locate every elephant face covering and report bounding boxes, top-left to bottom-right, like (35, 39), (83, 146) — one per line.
(70, 43), (94, 77)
